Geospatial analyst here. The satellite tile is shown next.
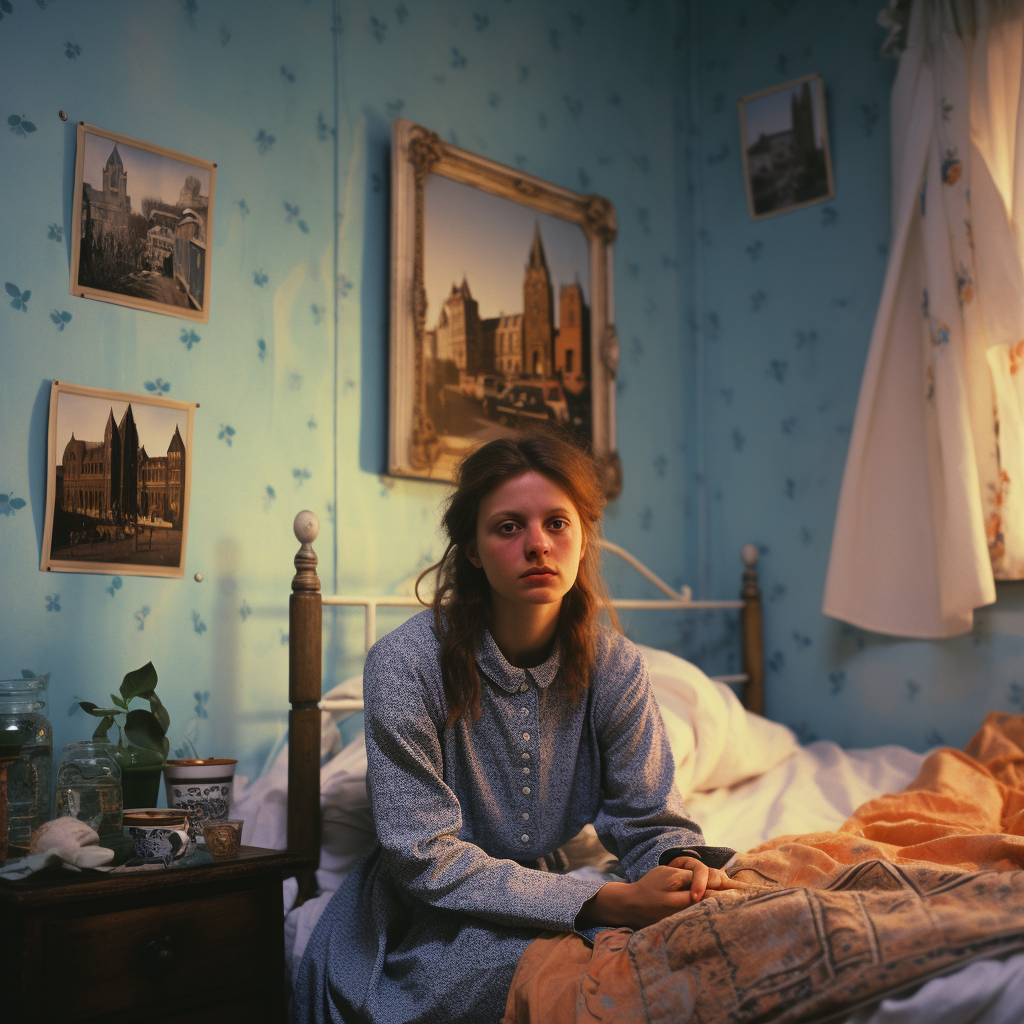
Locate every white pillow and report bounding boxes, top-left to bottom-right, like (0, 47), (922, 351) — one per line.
(320, 674), (364, 760)
(637, 644), (797, 797)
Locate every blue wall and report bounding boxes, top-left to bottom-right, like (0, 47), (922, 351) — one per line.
(685, 0), (1024, 750)
(3, 0), (1020, 780)
(0, 0), (691, 781)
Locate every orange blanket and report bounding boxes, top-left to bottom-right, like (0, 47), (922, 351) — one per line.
(503, 712), (1024, 1024)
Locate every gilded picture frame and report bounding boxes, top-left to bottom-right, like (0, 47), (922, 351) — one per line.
(389, 118), (621, 496)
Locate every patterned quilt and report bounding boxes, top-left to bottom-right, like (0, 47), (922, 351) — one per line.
(504, 712), (1024, 1024)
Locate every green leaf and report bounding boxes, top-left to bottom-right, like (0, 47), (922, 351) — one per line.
(124, 709), (164, 752)
(111, 694), (129, 711)
(139, 690), (170, 735)
(119, 662), (158, 703)
(79, 702), (121, 718)
(91, 716), (115, 741)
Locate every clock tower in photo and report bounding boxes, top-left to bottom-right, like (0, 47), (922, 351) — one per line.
(522, 223), (554, 378)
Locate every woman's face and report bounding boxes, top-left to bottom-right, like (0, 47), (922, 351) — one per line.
(467, 470), (586, 613)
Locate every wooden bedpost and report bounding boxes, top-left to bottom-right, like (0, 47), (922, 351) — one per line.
(740, 544), (765, 716)
(289, 510), (323, 904)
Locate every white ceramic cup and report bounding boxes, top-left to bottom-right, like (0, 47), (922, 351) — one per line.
(163, 758), (237, 836)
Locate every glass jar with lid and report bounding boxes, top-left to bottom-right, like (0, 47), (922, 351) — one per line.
(56, 741), (123, 838)
(0, 677), (53, 855)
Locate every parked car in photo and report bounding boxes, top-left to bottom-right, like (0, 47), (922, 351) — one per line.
(494, 383), (568, 427)
(482, 379), (512, 419)
(535, 381), (570, 425)
(473, 374), (506, 402)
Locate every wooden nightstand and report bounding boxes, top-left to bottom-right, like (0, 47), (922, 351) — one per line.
(0, 846), (305, 1024)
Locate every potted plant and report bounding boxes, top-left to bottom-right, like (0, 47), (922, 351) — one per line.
(79, 662), (169, 809)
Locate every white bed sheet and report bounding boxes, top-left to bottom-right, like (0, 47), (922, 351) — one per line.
(283, 739), (1024, 1022)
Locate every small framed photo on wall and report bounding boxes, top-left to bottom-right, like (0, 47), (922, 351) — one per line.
(70, 123), (216, 322)
(41, 380), (197, 579)
(738, 73), (835, 220)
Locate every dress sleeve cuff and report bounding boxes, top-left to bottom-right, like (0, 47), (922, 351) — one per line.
(658, 845), (735, 869)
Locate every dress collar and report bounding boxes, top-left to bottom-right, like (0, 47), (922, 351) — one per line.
(475, 629), (561, 692)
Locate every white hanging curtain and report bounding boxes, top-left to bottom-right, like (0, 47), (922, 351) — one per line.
(824, 0), (1024, 637)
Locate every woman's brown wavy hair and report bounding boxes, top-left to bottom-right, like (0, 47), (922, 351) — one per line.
(417, 430), (619, 725)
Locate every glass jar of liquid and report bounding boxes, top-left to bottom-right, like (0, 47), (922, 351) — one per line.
(56, 741), (123, 839)
(0, 678), (53, 855)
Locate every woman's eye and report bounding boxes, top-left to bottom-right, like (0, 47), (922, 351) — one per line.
(498, 521), (519, 534)
(550, 518), (569, 530)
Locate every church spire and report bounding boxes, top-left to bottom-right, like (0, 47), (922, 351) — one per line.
(528, 223), (549, 273)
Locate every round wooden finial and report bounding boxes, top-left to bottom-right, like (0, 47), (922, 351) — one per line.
(294, 510), (320, 545)
(292, 510), (321, 593)
(741, 543), (759, 567)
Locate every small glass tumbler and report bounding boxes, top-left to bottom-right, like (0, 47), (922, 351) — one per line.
(55, 741), (123, 839)
(203, 818), (242, 859)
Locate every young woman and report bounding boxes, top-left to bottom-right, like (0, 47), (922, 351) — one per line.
(295, 432), (741, 1024)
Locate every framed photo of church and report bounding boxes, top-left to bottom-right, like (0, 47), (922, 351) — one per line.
(69, 122), (217, 323)
(40, 380), (197, 579)
(738, 73), (835, 220)
(388, 119), (621, 497)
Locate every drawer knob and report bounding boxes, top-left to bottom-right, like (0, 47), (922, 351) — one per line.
(142, 934), (177, 974)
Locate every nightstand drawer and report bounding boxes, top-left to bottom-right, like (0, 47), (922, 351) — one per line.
(39, 889), (272, 1018)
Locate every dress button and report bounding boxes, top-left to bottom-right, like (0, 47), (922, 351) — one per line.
(522, 767), (530, 775)
(522, 812), (529, 820)
(521, 834), (530, 843)
(522, 732), (530, 741)
(520, 708), (529, 716)
(522, 786), (531, 795)
(520, 682), (529, 693)
(522, 752), (530, 760)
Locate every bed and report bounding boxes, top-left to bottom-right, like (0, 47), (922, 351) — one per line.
(233, 510), (1024, 1023)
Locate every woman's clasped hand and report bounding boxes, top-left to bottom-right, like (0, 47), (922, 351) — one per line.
(577, 856), (748, 930)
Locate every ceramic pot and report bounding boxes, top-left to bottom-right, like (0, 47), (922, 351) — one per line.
(163, 758), (237, 836)
(123, 808), (198, 857)
(126, 824), (190, 861)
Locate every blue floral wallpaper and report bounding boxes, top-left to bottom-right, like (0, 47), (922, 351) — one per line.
(3, 0), (1020, 787)
(685, 0), (1024, 750)
(0, 0), (691, 782)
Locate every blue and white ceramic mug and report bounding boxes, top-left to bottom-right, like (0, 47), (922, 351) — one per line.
(127, 824), (191, 861)
(123, 808), (198, 859)
(163, 758), (237, 837)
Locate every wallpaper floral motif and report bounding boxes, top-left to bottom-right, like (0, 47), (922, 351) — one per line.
(2, 0), (1016, 783)
(0, 0), (690, 781)
(685, 0), (1024, 749)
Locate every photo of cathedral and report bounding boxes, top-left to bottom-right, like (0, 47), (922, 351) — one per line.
(421, 173), (592, 462)
(41, 382), (195, 578)
(740, 73), (834, 219)
(70, 124), (216, 322)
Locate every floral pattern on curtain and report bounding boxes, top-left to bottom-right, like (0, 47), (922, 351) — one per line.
(825, 0), (1024, 638)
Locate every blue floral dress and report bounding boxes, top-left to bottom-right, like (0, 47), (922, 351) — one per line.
(294, 610), (731, 1023)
